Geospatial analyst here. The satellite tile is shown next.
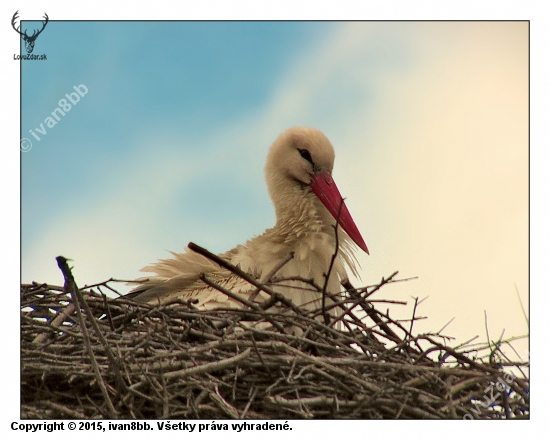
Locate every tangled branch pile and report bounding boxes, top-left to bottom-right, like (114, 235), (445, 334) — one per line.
(21, 252), (529, 419)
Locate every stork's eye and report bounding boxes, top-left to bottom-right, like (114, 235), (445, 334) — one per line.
(298, 148), (314, 165)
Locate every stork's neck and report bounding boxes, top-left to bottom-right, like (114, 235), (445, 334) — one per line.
(269, 178), (335, 240)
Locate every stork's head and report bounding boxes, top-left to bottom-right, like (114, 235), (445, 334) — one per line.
(265, 127), (369, 254)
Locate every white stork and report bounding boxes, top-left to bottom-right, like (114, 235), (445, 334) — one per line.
(128, 127), (368, 319)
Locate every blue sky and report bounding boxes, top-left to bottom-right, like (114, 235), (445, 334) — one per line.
(20, 20), (529, 364)
(21, 21), (334, 249)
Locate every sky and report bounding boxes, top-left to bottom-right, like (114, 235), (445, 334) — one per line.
(3, 0), (548, 432)
(19, 20), (529, 358)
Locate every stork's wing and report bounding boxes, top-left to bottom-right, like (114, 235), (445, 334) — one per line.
(126, 246), (256, 308)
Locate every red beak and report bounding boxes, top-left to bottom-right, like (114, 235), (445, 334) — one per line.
(310, 171), (369, 255)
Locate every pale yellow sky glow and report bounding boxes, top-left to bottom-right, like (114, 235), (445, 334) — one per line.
(340, 22), (528, 357)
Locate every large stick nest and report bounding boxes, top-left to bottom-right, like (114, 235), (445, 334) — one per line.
(21, 250), (529, 419)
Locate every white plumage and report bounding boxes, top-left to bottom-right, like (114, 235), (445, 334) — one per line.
(128, 127), (368, 316)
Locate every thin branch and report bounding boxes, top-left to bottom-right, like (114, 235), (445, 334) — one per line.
(514, 283), (528, 326)
(55, 256), (118, 418)
(164, 348), (251, 380)
(342, 279), (402, 344)
(321, 197), (344, 325)
(408, 297), (420, 339)
(248, 252), (294, 303)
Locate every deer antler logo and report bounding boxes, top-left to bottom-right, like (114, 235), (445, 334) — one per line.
(12, 11), (49, 54)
